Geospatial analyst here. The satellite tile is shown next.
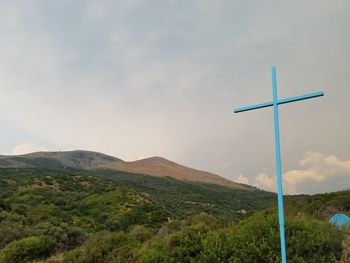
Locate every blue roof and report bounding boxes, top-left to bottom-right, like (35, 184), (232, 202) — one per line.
(329, 213), (350, 227)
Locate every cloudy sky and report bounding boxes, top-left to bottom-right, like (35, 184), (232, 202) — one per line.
(0, 1), (349, 194)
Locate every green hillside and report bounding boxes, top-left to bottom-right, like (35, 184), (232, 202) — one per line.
(94, 169), (276, 220)
(0, 169), (168, 250)
(0, 168), (348, 262)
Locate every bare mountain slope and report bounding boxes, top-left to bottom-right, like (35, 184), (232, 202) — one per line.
(0, 150), (249, 190)
(104, 156), (247, 189)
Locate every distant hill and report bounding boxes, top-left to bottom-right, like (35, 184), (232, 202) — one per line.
(0, 150), (122, 170)
(0, 150), (249, 190)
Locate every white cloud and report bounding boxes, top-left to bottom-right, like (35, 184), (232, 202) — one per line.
(236, 174), (250, 184)
(255, 172), (276, 191)
(9, 143), (47, 155)
(254, 151), (350, 194)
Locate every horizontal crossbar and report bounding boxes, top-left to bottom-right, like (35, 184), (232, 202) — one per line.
(234, 91), (324, 113)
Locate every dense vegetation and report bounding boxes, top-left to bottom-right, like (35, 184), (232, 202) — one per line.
(0, 168), (349, 262)
(285, 190), (350, 219)
(94, 169), (276, 220)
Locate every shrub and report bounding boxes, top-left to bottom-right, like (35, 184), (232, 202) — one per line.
(13, 205), (27, 216)
(138, 212), (345, 263)
(158, 219), (184, 238)
(0, 221), (31, 249)
(199, 228), (236, 262)
(33, 222), (87, 250)
(0, 199), (11, 211)
(63, 248), (82, 263)
(0, 236), (55, 263)
(189, 212), (220, 229)
(66, 232), (139, 263)
(228, 212), (344, 262)
(342, 234), (350, 262)
(130, 225), (153, 242)
(138, 247), (173, 263)
(105, 218), (121, 232)
(66, 226), (87, 249)
(166, 225), (209, 262)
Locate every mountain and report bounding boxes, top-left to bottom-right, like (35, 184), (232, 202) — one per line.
(0, 150), (122, 170)
(0, 150), (248, 190)
(0, 151), (275, 220)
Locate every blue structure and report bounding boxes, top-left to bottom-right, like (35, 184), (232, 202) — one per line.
(329, 213), (350, 228)
(234, 67), (324, 263)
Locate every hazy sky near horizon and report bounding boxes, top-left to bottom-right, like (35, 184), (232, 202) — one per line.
(0, 1), (349, 194)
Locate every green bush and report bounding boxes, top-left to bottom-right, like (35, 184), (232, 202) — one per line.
(138, 247), (172, 263)
(228, 212), (344, 262)
(157, 219), (184, 238)
(64, 232), (139, 263)
(0, 224), (29, 249)
(33, 223), (86, 250)
(166, 225), (209, 262)
(0, 199), (11, 212)
(199, 228), (236, 262)
(0, 236), (55, 263)
(130, 225), (153, 242)
(138, 212), (344, 263)
(66, 227), (87, 249)
(63, 248), (82, 263)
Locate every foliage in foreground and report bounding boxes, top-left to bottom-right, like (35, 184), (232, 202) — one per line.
(0, 168), (348, 262)
(60, 212), (345, 263)
(138, 212), (344, 263)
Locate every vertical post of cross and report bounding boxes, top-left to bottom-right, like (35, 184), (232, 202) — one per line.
(233, 67), (323, 262)
(271, 66), (287, 263)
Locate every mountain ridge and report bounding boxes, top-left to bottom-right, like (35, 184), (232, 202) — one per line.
(0, 150), (249, 190)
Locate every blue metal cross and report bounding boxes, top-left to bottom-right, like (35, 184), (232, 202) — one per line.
(234, 67), (324, 263)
